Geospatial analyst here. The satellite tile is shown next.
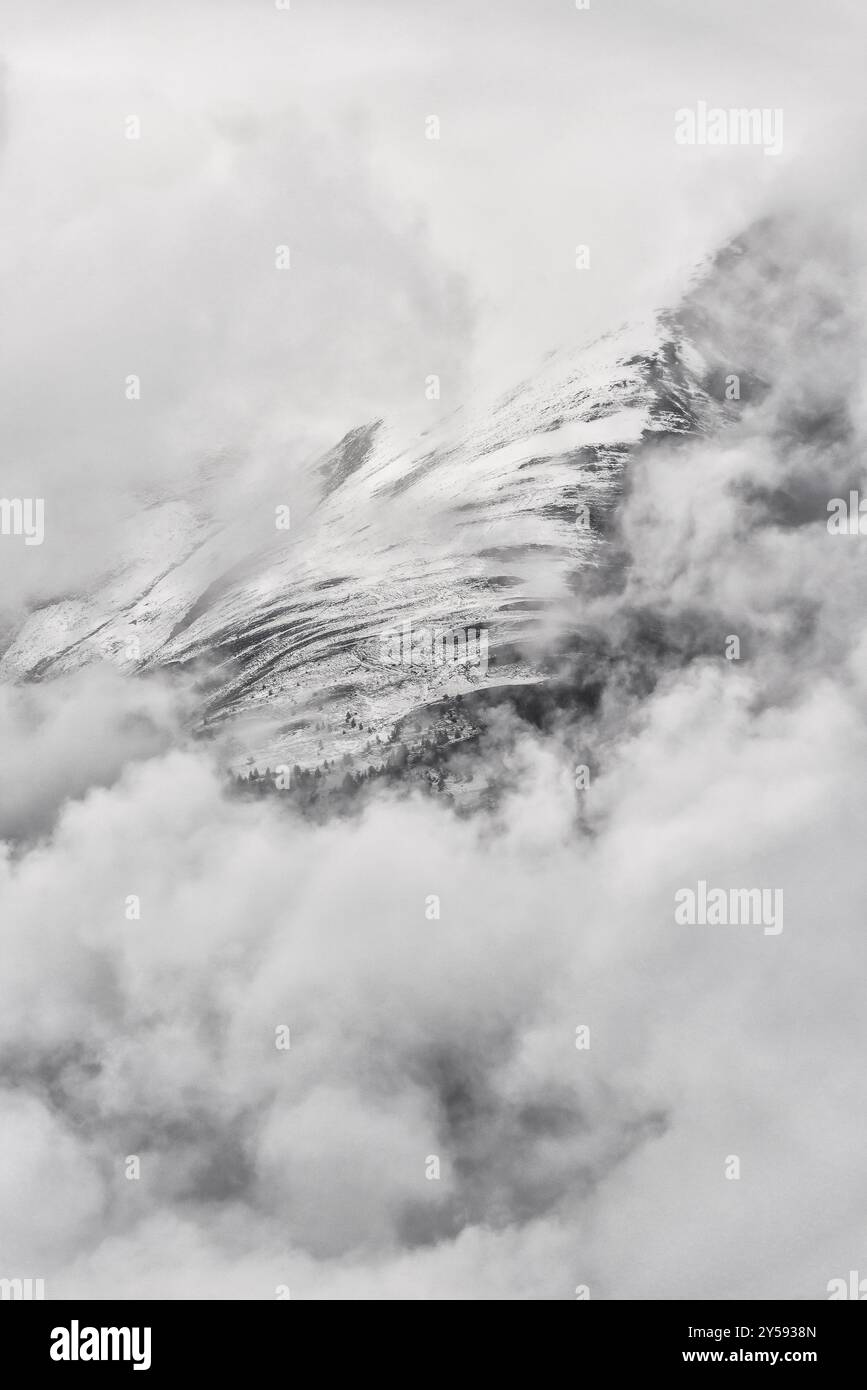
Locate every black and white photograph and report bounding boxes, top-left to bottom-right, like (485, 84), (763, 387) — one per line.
(0, 0), (866, 1343)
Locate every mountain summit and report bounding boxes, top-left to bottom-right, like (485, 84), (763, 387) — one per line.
(2, 232), (787, 776)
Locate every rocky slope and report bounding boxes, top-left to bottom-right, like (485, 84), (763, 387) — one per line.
(1, 251), (758, 776)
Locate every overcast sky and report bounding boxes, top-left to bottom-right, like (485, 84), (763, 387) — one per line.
(2, 0), (865, 414)
(1, 0), (865, 624)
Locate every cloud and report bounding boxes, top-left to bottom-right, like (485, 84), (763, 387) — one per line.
(2, 1), (867, 1304)
(1, 560), (866, 1299)
(0, 29), (472, 620)
(0, 667), (191, 840)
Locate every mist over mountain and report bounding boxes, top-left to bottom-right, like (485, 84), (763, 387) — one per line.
(2, 203), (866, 1300)
(2, 1), (867, 1308)
(1, 214), (856, 796)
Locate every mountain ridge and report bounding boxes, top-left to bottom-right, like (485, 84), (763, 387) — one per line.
(2, 244), (766, 775)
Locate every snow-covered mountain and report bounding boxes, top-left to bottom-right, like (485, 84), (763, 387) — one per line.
(1, 244), (759, 776)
